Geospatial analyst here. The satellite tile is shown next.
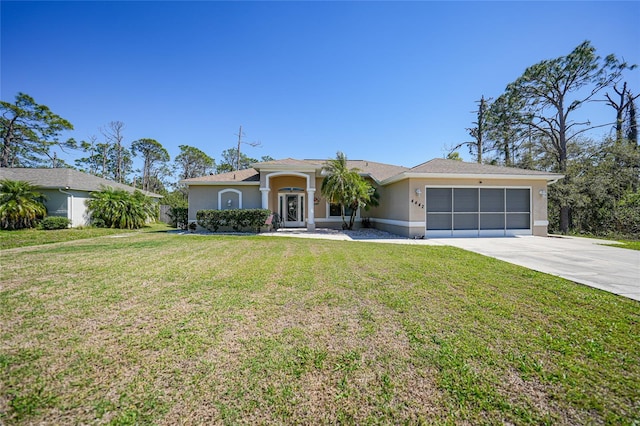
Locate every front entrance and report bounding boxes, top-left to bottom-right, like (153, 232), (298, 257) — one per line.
(278, 192), (305, 227)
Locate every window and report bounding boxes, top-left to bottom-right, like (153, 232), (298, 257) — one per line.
(329, 203), (353, 217)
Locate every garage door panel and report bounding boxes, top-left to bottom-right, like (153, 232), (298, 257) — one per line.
(426, 214), (451, 230)
(506, 213), (530, 229)
(480, 189), (504, 212)
(480, 213), (504, 230)
(426, 189), (452, 212)
(454, 188), (478, 212)
(506, 189), (530, 212)
(454, 213), (479, 230)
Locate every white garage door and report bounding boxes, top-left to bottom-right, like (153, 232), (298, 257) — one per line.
(425, 187), (531, 237)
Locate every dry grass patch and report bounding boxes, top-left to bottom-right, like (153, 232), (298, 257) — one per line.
(1, 232), (639, 424)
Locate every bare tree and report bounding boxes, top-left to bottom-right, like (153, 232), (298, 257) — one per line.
(101, 121), (129, 183)
(605, 82), (640, 143)
(627, 92), (638, 145)
(449, 96), (491, 163)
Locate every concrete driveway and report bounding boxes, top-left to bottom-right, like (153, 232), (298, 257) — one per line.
(430, 236), (640, 302)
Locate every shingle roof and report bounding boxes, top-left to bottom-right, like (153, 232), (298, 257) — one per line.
(180, 157), (562, 187)
(251, 158), (409, 183)
(181, 168), (260, 183)
(0, 168), (163, 197)
(408, 158), (560, 176)
(344, 160), (409, 182)
(257, 158), (320, 167)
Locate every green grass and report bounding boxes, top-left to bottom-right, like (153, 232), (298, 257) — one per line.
(0, 223), (172, 250)
(604, 240), (640, 251)
(1, 233), (639, 424)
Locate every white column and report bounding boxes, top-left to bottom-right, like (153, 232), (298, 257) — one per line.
(307, 188), (315, 231)
(260, 188), (270, 210)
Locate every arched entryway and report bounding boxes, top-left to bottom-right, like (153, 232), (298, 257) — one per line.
(260, 171), (316, 230)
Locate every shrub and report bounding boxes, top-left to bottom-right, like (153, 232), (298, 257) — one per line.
(168, 206), (189, 229)
(40, 216), (71, 230)
(0, 179), (47, 230)
(196, 209), (271, 233)
(87, 186), (156, 229)
(615, 190), (640, 238)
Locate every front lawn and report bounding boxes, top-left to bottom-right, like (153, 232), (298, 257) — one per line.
(1, 233), (638, 424)
(0, 223), (172, 250)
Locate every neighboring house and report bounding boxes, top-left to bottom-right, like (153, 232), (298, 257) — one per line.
(181, 158), (564, 238)
(0, 168), (162, 227)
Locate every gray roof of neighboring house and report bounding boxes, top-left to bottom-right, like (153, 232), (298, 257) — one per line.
(0, 168), (163, 198)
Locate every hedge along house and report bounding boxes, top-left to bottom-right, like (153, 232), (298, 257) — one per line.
(0, 168), (163, 227)
(181, 158), (563, 238)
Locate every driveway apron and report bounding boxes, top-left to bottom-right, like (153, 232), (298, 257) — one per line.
(431, 236), (640, 302)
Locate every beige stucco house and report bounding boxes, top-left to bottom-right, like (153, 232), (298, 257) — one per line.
(181, 158), (563, 238)
(0, 168), (162, 227)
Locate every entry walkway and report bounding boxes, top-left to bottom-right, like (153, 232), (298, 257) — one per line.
(264, 229), (640, 302)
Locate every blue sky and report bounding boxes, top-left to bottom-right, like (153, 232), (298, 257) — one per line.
(2, 1), (639, 173)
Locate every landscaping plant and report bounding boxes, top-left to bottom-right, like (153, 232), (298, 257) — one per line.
(86, 186), (156, 229)
(0, 179), (47, 230)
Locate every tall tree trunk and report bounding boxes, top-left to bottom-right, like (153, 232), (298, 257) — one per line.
(628, 94), (638, 146)
(558, 102), (570, 235)
(1, 117), (18, 167)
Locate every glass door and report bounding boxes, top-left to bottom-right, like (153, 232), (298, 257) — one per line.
(279, 193), (305, 227)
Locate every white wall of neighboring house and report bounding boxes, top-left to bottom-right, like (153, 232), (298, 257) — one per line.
(69, 192), (91, 227)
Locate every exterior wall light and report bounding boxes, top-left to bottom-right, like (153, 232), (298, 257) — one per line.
(415, 188), (422, 196)
(539, 189), (547, 198)
(227, 199), (232, 207)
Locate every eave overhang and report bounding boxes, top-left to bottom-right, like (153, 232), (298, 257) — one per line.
(180, 180), (260, 186)
(381, 172), (565, 186)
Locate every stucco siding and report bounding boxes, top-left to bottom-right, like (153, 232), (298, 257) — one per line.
(373, 180), (409, 221)
(188, 185), (261, 221)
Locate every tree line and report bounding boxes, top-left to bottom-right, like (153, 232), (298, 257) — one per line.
(0, 95), (272, 199)
(448, 41), (638, 237)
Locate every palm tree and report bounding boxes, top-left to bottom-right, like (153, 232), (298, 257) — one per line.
(86, 186), (155, 229)
(0, 179), (47, 230)
(321, 152), (376, 230)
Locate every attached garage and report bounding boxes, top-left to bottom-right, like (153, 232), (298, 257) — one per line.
(425, 187), (531, 237)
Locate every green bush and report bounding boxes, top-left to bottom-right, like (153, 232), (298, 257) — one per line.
(168, 206), (189, 229)
(196, 209), (271, 233)
(0, 179), (47, 230)
(86, 186), (156, 229)
(40, 216), (71, 230)
(615, 190), (640, 238)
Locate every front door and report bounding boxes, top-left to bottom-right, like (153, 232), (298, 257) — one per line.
(279, 193), (305, 227)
